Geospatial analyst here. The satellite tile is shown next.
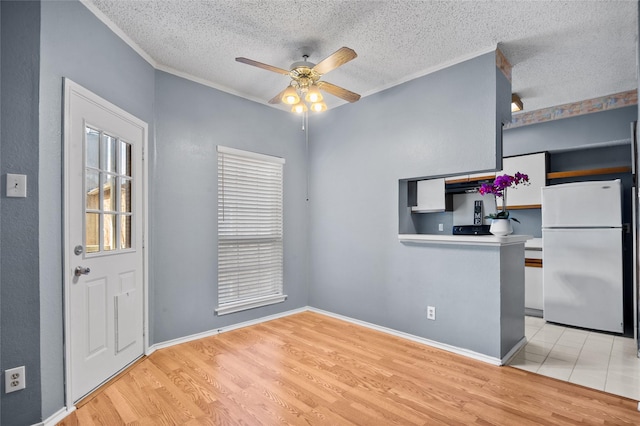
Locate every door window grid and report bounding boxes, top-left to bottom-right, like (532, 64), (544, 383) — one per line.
(85, 127), (133, 253)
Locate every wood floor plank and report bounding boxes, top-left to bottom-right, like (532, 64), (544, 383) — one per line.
(59, 311), (640, 425)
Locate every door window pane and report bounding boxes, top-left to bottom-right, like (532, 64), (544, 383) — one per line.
(120, 141), (132, 177)
(120, 178), (131, 213)
(120, 215), (131, 249)
(103, 174), (116, 212)
(85, 170), (100, 210)
(103, 134), (117, 173)
(86, 128), (100, 169)
(104, 214), (116, 251)
(86, 213), (99, 253)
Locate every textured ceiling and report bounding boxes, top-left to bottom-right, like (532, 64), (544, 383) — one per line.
(85, 0), (638, 113)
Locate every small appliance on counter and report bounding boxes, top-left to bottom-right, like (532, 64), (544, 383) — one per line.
(453, 225), (491, 235)
(541, 179), (623, 333)
(453, 200), (492, 235)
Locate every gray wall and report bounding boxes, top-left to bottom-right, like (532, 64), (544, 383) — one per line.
(504, 106), (637, 156)
(38, 0), (155, 420)
(152, 71), (309, 343)
(1, 2), (41, 425)
(308, 52), (511, 353)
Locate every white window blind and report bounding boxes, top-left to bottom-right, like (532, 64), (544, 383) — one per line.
(216, 146), (286, 315)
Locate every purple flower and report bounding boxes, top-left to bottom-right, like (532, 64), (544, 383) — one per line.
(479, 171), (529, 200)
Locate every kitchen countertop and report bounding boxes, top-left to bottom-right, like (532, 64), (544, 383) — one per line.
(398, 234), (533, 246)
(525, 237), (543, 250)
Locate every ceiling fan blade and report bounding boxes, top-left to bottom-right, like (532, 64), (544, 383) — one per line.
(317, 81), (361, 103)
(235, 57), (290, 75)
(312, 47), (357, 75)
(268, 88), (286, 104)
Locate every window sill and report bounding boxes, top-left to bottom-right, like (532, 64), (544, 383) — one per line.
(215, 294), (287, 316)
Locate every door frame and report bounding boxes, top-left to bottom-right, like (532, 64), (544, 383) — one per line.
(62, 78), (149, 409)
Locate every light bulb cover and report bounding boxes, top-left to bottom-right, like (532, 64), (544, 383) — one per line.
(282, 86), (300, 105)
(305, 85), (324, 103)
(310, 101), (327, 112)
(291, 101), (308, 114)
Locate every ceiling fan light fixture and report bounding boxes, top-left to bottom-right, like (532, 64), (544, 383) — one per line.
(282, 86), (300, 105)
(310, 101), (327, 112)
(291, 101), (308, 114)
(511, 93), (523, 112)
(305, 85), (323, 103)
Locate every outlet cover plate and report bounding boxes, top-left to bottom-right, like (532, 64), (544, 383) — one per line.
(427, 306), (436, 320)
(5, 366), (25, 393)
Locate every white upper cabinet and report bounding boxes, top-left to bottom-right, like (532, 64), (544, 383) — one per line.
(412, 178), (452, 212)
(498, 152), (547, 208)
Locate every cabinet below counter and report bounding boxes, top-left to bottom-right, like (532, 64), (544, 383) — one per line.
(398, 234), (532, 246)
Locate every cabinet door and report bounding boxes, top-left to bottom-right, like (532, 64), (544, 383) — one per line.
(525, 249), (543, 310)
(498, 152), (547, 208)
(412, 178), (447, 212)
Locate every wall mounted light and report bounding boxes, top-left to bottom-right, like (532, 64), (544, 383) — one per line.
(511, 94), (523, 112)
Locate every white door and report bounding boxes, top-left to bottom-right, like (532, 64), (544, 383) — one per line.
(543, 228), (623, 333)
(64, 80), (147, 403)
(541, 180), (622, 228)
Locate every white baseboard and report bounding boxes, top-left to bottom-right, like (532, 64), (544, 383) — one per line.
(146, 306), (308, 354)
(501, 336), (528, 365)
(308, 307), (517, 366)
(35, 406), (75, 426)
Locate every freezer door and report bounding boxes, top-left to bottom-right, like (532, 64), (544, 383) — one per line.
(541, 180), (622, 228)
(543, 228), (623, 333)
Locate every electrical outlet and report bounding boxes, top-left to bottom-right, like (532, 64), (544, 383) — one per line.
(438, 223), (444, 232)
(427, 306), (436, 320)
(5, 366), (25, 393)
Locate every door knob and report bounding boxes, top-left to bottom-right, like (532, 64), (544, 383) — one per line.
(74, 266), (91, 277)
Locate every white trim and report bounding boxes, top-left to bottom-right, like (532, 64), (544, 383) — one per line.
(215, 294), (287, 316)
(217, 145), (286, 164)
(147, 307), (307, 354)
(155, 64), (273, 107)
(79, 1), (157, 67)
(34, 406), (76, 426)
(501, 337), (528, 365)
(308, 307), (513, 366)
(63, 78), (149, 407)
(148, 306), (524, 366)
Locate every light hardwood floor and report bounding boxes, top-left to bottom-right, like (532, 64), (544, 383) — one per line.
(58, 311), (640, 425)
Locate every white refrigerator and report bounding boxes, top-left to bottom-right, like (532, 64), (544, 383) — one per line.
(541, 179), (624, 333)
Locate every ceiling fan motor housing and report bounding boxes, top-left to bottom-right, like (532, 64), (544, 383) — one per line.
(290, 61), (320, 92)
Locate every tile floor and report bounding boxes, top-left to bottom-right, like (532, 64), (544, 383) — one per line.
(509, 316), (640, 401)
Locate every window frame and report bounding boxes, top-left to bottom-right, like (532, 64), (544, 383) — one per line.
(215, 145), (286, 315)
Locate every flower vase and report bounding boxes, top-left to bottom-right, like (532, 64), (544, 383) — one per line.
(489, 219), (513, 236)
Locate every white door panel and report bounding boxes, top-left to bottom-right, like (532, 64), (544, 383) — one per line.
(543, 228), (623, 333)
(64, 79), (147, 403)
(541, 180), (622, 228)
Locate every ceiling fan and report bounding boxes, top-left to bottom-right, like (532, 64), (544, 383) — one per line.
(236, 47), (361, 113)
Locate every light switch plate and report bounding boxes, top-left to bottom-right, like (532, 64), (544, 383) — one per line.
(6, 174), (27, 198)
